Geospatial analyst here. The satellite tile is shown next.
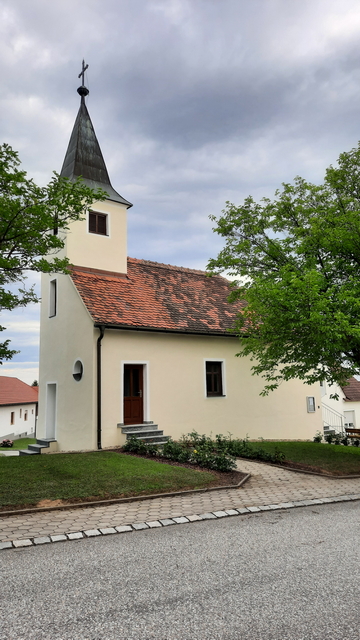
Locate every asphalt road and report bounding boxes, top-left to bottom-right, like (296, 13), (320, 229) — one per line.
(1, 501), (359, 640)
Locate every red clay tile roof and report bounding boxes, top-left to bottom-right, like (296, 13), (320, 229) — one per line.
(0, 377), (38, 406)
(70, 258), (244, 335)
(341, 377), (360, 402)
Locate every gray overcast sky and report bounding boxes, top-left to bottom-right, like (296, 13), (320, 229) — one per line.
(1, 0), (360, 382)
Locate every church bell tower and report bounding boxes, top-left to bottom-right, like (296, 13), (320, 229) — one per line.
(59, 61), (132, 274)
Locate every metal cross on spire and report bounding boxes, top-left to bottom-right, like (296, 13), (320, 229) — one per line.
(78, 60), (89, 86)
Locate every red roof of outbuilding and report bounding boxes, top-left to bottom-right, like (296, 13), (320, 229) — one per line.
(341, 377), (360, 402)
(0, 377), (38, 406)
(70, 258), (244, 335)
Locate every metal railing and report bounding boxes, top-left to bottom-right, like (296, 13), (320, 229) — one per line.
(321, 402), (344, 435)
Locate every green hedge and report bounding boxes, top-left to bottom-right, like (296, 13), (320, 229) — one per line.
(123, 431), (286, 471)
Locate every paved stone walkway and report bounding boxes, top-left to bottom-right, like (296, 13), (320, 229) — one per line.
(1, 459), (360, 549)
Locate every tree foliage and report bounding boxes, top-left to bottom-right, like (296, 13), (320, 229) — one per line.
(0, 143), (106, 363)
(208, 142), (360, 393)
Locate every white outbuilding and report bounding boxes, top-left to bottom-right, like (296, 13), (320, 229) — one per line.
(0, 377), (38, 440)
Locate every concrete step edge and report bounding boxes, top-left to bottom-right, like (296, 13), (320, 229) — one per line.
(137, 435), (170, 442)
(19, 449), (39, 455)
(126, 430), (163, 438)
(120, 424), (158, 432)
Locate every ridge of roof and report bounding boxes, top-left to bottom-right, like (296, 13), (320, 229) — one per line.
(127, 256), (216, 277)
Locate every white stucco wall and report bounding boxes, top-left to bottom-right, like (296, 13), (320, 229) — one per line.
(38, 272), (97, 451)
(0, 404), (37, 439)
(60, 199), (128, 273)
(39, 281), (322, 451)
(99, 329), (322, 448)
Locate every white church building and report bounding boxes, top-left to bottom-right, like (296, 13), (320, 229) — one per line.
(34, 78), (322, 454)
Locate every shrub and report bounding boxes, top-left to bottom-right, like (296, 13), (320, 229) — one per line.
(325, 433), (334, 444)
(313, 431), (323, 443)
(162, 440), (192, 463)
(0, 439), (13, 448)
(122, 436), (148, 455)
(122, 431), (285, 472)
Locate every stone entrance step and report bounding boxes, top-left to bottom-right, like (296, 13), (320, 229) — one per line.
(118, 422), (170, 446)
(19, 438), (58, 456)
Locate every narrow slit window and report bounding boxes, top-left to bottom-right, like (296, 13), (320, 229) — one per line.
(49, 279), (57, 317)
(89, 211), (107, 236)
(10, 411), (14, 425)
(24, 411), (28, 421)
(206, 361), (223, 397)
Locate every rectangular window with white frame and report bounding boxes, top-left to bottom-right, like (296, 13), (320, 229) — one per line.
(205, 360), (226, 397)
(89, 211), (108, 236)
(306, 396), (316, 412)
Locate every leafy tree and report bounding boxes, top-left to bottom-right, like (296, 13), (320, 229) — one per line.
(208, 142), (360, 394)
(0, 143), (106, 363)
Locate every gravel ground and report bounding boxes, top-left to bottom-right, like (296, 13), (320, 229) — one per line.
(1, 500), (360, 640)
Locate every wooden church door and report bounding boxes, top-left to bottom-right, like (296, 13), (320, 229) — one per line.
(123, 364), (144, 425)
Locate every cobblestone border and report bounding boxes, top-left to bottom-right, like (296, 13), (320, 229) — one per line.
(1, 493), (359, 551)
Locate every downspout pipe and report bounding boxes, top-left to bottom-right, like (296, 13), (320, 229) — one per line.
(97, 325), (105, 450)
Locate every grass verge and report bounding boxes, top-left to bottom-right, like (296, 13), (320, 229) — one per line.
(0, 437), (36, 450)
(0, 451), (216, 509)
(253, 441), (360, 475)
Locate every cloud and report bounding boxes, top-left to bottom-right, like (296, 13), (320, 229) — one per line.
(1, 0), (360, 370)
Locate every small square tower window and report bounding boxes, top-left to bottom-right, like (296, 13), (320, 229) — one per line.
(89, 211), (107, 235)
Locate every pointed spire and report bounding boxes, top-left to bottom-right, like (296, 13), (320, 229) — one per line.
(60, 62), (132, 208)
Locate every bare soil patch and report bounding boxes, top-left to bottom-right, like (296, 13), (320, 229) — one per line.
(36, 499), (66, 508)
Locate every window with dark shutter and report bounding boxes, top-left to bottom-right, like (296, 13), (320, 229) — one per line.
(206, 361), (223, 396)
(89, 211), (107, 235)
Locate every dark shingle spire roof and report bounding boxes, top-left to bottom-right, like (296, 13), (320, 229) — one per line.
(60, 83), (132, 207)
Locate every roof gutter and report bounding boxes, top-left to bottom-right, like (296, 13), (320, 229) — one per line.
(96, 325), (105, 450)
(93, 322), (239, 338)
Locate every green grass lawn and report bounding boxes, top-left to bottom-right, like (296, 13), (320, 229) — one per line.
(253, 441), (360, 475)
(0, 437), (36, 450)
(0, 451), (216, 509)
